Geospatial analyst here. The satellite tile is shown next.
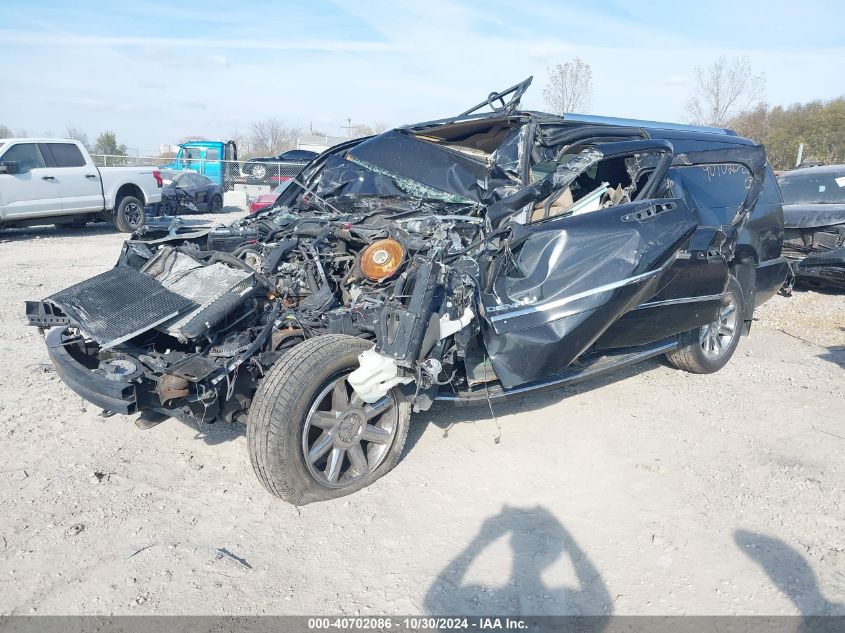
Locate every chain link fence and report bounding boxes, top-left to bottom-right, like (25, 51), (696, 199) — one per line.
(90, 155), (309, 192)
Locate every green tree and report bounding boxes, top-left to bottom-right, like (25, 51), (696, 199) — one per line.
(731, 97), (845, 170)
(92, 131), (128, 165)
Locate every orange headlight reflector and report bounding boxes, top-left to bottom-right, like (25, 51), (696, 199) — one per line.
(360, 239), (405, 281)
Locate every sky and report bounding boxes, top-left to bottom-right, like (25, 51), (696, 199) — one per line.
(0, 0), (843, 154)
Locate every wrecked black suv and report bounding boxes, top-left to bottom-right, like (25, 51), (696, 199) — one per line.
(27, 78), (788, 504)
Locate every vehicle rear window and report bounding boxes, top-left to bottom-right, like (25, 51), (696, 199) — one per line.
(778, 170), (845, 204)
(47, 143), (86, 167)
(2, 143), (46, 173)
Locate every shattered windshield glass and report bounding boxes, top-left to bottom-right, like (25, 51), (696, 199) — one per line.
(344, 130), (489, 204)
(344, 156), (473, 204)
(273, 123), (528, 218)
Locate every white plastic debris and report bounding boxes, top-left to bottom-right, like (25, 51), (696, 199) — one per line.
(347, 347), (412, 404)
(223, 190), (249, 212)
(439, 307), (475, 339)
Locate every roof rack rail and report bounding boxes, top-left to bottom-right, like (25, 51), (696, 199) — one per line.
(562, 113), (736, 136)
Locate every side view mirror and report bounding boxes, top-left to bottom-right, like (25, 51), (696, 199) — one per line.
(0, 161), (17, 175)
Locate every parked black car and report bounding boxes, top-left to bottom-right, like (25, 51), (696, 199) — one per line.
(778, 164), (845, 288)
(26, 78), (788, 504)
(155, 170), (224, 216)
(242, 149), (318, 180)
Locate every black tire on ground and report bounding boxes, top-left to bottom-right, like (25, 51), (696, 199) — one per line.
(209, 194), (223, 213)
(665, 274), (745, 374)
(248, 334), (411, 505)
(114, 196), (146, 232)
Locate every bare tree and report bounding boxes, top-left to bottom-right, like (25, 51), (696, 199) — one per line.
(686, 56), (766, 127)
(350, 123), (388, 138)
(65, 124), (89, 148)
(542, 58), (593, 114)
(249, 118), (300, 157)
(0, 124), (12, 138)
(227, 130), (250, 156)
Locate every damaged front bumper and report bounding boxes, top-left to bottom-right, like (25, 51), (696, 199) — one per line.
(791, 246), (845, 288)
(46, 327), (138, 414)
(43, 325), (239, 421)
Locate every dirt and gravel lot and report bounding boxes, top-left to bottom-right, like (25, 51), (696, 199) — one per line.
(0, 214), (843, 616)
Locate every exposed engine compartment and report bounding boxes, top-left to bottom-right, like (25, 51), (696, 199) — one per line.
(34, 183), (492, 424)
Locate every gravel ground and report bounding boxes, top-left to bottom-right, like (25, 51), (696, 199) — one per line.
(0, 215), (843, 616)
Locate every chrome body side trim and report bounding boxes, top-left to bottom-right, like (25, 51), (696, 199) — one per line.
(633, 292), (728, 310)
(486, 252), (680, 323)
(756, 257), (787, 268)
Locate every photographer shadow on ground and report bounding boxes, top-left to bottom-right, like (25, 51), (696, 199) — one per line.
(425, 505), (612, 618)
(734, 529), (844, 616)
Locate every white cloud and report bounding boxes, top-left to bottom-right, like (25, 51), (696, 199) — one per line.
(1, 1), (843, 150)
(662, 74), (689, 87)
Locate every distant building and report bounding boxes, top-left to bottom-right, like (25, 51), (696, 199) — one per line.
(297, 134), (347, 153)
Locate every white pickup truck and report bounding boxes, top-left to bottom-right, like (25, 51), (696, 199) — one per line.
(0, 138), (163, 232)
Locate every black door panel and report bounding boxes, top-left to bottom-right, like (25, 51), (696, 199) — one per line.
(593, 295), (723, 350)
(483, 269), (680, 388)
(480, 198), (698, 388)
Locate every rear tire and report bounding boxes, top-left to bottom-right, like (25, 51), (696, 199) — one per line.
(209, 194), (223, 213)
(114, 196), (146, 232)
(248, 335), (410, 505)
(665, 275), (745, 374)
(250, 163), (267, 179)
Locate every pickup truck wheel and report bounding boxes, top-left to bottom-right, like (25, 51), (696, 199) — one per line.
(665, 275), (745, 374)
(209, 194), (223, 213)
(248, 335), (410, 505)
(114, 196), (146, 232)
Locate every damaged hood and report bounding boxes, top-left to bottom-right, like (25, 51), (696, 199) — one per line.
(783, 203), (845, 229)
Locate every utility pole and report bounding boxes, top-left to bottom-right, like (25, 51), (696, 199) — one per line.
(343, 117), (354, 138)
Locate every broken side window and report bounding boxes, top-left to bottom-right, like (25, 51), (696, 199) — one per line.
(526, 149), (666, 223)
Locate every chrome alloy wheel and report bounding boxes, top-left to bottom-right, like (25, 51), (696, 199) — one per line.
(699, 294), (739, 360)
(302, 376), (398, 489)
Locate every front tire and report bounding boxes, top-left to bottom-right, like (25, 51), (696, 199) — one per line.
(665, 275), (745, 374)
(114, 196), (146, 232)
(208, 194), (223, 213)
(248, 335), (410, 504)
